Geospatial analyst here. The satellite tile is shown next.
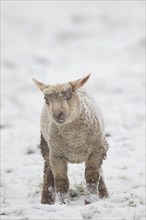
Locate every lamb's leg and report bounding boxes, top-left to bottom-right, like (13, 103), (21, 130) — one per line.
(98, 175), (109, 199)
(98, 167), (109, 199)
(40, 133), (55, 204)
(85, 152), (104, 205)
(50, 155), (69, 204)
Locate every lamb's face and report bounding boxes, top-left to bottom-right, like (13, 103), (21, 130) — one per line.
(32, 74), (90, 125)
(43, 83), (80, 124)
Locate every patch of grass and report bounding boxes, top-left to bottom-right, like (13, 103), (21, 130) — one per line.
(128, 200), (137, 207)
(69, 182), (85, 199)
(125, 193), (143, 207)
(29, 181), (86, 199)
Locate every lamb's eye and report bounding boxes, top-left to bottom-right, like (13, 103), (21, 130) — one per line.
(63, 88), (72, 100)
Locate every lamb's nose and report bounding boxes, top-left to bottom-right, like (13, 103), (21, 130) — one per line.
(54, 111), (66, 121)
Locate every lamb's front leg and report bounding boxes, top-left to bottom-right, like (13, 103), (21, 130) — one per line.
(50, 155), (69, 204)
(85, 152), (104, 205)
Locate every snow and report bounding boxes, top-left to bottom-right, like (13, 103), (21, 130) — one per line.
(1, 1), (145, 220)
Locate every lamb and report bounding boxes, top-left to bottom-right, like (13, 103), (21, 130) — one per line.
(32, 74), (109, 205)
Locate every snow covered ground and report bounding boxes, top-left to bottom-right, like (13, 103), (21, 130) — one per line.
(1, 1), (145, 219)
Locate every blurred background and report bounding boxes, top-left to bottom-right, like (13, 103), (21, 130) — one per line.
(1, 1), (145, 129)
(1, 1), (145, 219)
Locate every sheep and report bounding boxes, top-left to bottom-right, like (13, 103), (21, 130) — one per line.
(32, 74), (109, 205)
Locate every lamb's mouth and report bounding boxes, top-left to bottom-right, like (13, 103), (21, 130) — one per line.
(56, 119), (66, 124)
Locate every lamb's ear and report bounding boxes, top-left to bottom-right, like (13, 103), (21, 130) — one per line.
(70, 74), (91, 91)
(32, 78), (48, 92)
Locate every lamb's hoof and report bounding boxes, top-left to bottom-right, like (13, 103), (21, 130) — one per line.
(99, 189), (109, 199)
(56, 192), (69, 205)
(41, 192), (55, 205)
(41, 197), (55, 205)
(84, 193), (98, 205)
(99, 192), (109, 199)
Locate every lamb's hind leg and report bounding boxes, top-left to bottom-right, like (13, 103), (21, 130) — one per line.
(40, 133), (55, 204)
(98, 168), (109, 199)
